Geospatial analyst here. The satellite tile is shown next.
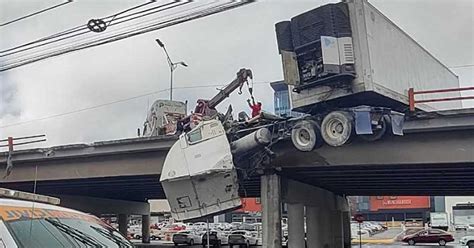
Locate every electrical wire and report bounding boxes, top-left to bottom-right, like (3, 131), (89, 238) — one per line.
(3, 0), (250, 66)
(0, 81), (270, 129)
(0, 1), (189, 63)
(0, 1), (208, 66)
(0, 1), (253, 71)
(450, 64), (474, 69)
(0, 1), (181, 56)
(0, 0), (73, 27)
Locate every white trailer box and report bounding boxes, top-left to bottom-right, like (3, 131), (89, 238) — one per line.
(276, 0), (460, 113)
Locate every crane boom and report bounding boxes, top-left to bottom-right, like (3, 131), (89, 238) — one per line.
(207, 68), (253, 109)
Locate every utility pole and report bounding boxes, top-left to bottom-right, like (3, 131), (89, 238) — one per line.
(155, 39), (188, 101)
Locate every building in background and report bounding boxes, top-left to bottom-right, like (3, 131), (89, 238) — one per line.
(350, 196), (446, 223)
(226, 198), (262, 223)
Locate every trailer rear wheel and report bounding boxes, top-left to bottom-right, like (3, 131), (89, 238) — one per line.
(291, 120), (322, 151)
(321, 111), (353, 147)
(359, 115), (388, 142)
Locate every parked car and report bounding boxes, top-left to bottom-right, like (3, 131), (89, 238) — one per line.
(201, 230), (229, 247)
(405, 218), (424, 228)
(173, 230), (202, 246)
(150, 228), (162, 240)
(128, 225), (142, 239)
(402, 229), (454, 246)
(456, 224), (470, 231)
(460, 235), (474, 248)
(228, 230), (259, 247)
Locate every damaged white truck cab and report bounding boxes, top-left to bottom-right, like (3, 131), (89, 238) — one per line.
(160, 119), (241, 221)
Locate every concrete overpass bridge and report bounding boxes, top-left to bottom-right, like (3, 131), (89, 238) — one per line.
(1, 109), (473, 198)
(1, 110), (473, 247)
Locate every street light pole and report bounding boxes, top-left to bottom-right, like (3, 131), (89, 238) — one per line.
(155, 39), (187, 101)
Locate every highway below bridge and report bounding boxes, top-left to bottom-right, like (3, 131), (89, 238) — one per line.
(1, 109), (474, 248)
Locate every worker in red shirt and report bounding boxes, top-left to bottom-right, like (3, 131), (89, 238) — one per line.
(247, 97), (262, 117)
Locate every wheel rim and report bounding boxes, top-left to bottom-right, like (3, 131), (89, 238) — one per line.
(296, 129), (311, 146)
(440, 240), (446, 245)
(324, 118), (346, 140)
(408, 240), (414, 245)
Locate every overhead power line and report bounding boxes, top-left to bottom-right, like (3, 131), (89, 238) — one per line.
(0, 0), (73, 27)
(0, 81), (270, 129)
(0, 1), (254, 71)
(0, 1), (181, 55)
(450, 64), (474, 69)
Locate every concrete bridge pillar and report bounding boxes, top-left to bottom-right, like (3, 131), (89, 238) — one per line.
(332, 210), (345, 248)
(343, 211), (352, 248)
(118, 213), (129, 236)
(142, 214), (151, 243)
(282, 178), (349, 248)
(287, 203), (305, 248)
(261, 171), (282, 248)
(306, 206), (324, 248)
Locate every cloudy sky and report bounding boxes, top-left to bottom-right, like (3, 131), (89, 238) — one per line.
(0, 0), (473, 150)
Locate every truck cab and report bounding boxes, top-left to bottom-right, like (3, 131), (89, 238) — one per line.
(160, 119), (241, 221)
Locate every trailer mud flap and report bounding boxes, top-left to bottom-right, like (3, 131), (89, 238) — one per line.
(390, 113), (405, 136)
(354, 110), (373, 135)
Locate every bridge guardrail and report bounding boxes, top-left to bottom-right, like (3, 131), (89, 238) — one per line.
(408, 86), (474, 111)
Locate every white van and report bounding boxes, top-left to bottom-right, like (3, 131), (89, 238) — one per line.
(0, 188), (133, 248)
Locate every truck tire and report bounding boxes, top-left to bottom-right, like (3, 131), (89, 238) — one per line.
(321, 111), (353, 147)
(359, 115), (388, 142)
(291, 120), (322, 151)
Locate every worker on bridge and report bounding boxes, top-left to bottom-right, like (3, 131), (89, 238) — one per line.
(247, 97), (262, 118)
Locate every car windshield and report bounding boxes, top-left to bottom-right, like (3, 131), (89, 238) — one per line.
(4, 213), (133, 248)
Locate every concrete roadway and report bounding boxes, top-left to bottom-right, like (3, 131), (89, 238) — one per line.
(134, 243), (465, 247)
(133, 242), (466, 248)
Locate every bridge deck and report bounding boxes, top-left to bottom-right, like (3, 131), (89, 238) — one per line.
(1, 110), (473, 200)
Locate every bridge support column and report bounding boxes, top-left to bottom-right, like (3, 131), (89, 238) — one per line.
(332, 210), (344, 248)
(283, 178), (349, 248)
(306, 206), (324, 248)
(343, 211), (351, 248)
(261, 171), (282, 248)
(287, 203), (305, 248)
(118, 214), (129, 236)
(142, 214), (151, 243)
